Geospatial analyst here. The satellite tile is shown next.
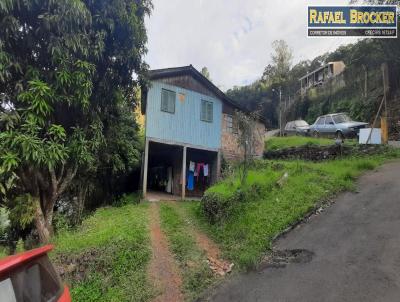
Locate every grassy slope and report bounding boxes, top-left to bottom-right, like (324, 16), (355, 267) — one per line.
(52, 204), (153, 302)
(186, 151), (400, 269)
(265, 136), (339, 151)
(159, 203), (214, 301)
(0, 246), (8, 258)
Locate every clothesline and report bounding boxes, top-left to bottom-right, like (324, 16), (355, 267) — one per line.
(187, 161), (209, 190)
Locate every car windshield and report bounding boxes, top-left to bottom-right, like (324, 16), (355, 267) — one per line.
(332, 114), (351, 124)
(295, 120), (308, 127)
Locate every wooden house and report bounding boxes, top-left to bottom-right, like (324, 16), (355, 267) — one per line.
(141, 65), (266, 199)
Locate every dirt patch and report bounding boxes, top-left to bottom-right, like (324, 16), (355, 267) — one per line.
(54, 249), (102, 283)
(262, 249), (314, 269)
(148, 203), (183, 302)
(171, 202), (234, 276)
(194, 231), (220, 260)
(195, 231), (234, 276)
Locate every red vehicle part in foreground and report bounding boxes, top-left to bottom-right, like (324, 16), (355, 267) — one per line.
(0, 245), (71, 302)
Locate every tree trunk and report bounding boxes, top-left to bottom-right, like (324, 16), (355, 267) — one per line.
(34, 202), (51, 244)
(27, 166), (78, 244)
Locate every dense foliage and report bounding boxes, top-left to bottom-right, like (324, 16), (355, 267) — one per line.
(0, 0), (151, 244)
(227, 21), (400, 130)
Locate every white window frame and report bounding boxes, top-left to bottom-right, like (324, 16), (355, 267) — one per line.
(224, 114), (238, 133)
(201, 100), (213, 123)
(161, 88), (176, 114)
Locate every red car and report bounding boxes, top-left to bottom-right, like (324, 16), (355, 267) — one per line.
(0, 245), (71, 302)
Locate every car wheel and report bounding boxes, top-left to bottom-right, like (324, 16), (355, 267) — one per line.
(336, 131), (344, 140)
(313, 131), (319, 138)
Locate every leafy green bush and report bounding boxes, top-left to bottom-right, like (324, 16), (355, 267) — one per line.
(8, 194), (35, 229)
(53, 212), (71, 234)
(201, 191), (242, 224)
(202, 166), (281, 224)
(0, 207), (10, 240)
(115, 193), (141, 207)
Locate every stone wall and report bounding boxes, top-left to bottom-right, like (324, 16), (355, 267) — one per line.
(221, 113), (266, 161)
(264, 144), (385, 161)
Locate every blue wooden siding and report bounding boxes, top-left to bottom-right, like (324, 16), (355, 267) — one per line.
(145, 81), (222, 149)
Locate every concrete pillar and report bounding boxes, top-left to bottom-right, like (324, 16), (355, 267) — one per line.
(181, 146), (187, 200)
(142, 138), (149, 199)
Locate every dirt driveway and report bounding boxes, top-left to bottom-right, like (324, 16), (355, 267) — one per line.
(207, 161), (400, 302)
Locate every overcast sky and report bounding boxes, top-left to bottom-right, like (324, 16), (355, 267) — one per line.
(145, 0), (359, 91)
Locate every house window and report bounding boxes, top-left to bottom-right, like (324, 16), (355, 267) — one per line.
(161, 89), (176, 114)
(224, 114), (237, 133)
(201, 100), (213, 123)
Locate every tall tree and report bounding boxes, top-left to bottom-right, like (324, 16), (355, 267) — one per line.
(201, 66), (211, 80)
(0, 0), (151, 243)
(263, 40), (293, 86)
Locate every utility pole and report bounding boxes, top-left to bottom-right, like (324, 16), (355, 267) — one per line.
(381, 63), (389, 144)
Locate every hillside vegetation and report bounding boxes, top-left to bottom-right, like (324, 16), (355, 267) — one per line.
(186, 149), (400, 269)
(44, 140), (400, 301)
(228, 38), (400, 136)
(52, 203), (153, 302)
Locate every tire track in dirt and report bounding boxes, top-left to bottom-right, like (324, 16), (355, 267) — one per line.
(148, 203), (183, 302)
(171, 202), (233, 276)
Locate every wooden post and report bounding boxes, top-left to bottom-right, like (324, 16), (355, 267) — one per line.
(181, 146), (187, 200)
(139, 151), (144, 190)
(381, 63), (389, 144)
(216, 150), (221, 181)
(381, 117), (388, 144)
(142, 138), (149, 199)
(367, 96), (385, 144)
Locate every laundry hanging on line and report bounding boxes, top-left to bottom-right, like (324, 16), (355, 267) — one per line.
(186, 161), (211, 191)
(203, 164), (209, 177)
(195, 163), (205, 180)
(187, 171), (194, 190)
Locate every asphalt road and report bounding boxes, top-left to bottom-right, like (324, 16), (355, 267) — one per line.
(208, 161), (400, 302)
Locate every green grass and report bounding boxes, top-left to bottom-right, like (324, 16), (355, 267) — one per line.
(0, 246), (8, 258)
(159, 204), (215, 301)
(52, 204), (153, 302)
(185, 151), (400, 270)
(265, 136), (336, 151)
